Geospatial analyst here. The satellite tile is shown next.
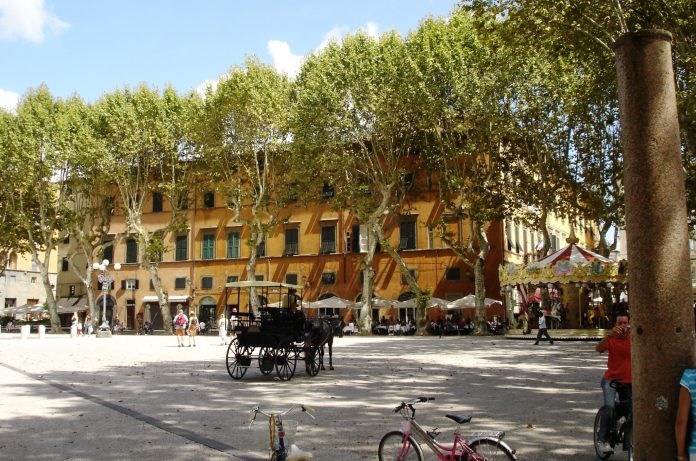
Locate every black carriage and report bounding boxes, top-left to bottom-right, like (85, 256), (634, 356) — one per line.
(224, 281), (326, 381)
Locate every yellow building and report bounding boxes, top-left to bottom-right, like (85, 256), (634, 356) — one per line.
(58, 183), (509, 331)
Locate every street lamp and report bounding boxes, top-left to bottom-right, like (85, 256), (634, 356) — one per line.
(92, 259), (121, 338)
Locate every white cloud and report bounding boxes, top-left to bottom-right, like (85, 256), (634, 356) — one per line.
(319, 21), (380, 51)
(267, 40), (303, 79)
(0, 0), (69, 42)
(0, 88), (19, 113)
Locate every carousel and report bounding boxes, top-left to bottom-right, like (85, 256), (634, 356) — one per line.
(499, 235), (627, 333)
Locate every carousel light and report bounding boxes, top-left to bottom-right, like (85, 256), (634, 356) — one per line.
(547, 283), (554, 290)
(575, 283), (581, 288)
(607, 283), (613, 289)
(582, 283), (589, 289)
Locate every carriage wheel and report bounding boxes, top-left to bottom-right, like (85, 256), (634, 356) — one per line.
(258, 346), (276, 375)
(305, 346), (321, 377)
(275, 343), (297, 381)
(226, 339), (253, 380)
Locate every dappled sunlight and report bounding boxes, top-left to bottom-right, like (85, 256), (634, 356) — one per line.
(0, 334), (606, 460)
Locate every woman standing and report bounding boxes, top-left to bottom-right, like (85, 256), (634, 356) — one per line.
(187, 312), (199, 347)
(676, 367), (696, 461)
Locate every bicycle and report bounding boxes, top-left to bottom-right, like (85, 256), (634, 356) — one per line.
(247, 403), (315, 461)
(593, 380), (633, 460)
(378, 396), (517, 461)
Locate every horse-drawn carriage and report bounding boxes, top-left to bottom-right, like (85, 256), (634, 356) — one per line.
(224, 281), (334, 381)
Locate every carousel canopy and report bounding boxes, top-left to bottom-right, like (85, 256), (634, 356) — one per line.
(499, 242), (626, 286)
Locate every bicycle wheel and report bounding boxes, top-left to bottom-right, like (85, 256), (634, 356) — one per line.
(378, 431), (423, 461)
(594, 406), (612, 460)
(468, 438), (515, 461)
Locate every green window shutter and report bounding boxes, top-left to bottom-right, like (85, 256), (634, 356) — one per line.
(227, 232), (240, 258)
(202, 234), (215, 260)
(175, 235), (188, 261)
(126, 239), (138, 264)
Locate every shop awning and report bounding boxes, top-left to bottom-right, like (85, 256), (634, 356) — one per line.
(142, 295), (190, 303)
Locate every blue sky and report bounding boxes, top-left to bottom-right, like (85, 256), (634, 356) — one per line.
(0, 0), (459, 111)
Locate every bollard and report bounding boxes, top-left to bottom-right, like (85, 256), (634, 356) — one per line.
(70, 324), (77, 339)
(20, 324), (30, 340)
(38, 324), (45, 339)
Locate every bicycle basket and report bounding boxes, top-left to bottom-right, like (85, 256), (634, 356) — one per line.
(249, 419), (299, 451)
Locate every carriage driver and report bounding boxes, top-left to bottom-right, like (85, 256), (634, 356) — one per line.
(281, 288), (300, 312)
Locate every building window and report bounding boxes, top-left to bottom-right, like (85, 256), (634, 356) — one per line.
(122, 279), (139, 290)
(203, 191), (215, 208)
(285, 228), (299, 255)
(69, 285), (76, 296)
(174, 277), (187, 289)
(178, 194), (188, 210)
(202, 234), (215, 260)
(322, 183), (335, 198)
(256, 237), (266, 257)
(63, 235), (70, 244)
(401, 269), (417, 285)
(254, 274), (264, 281)
(175, 235), (188, 261)
(126, 238), (138, 264)
(30, 276), (37, 284)
(285, 273), (298, 285)
(514, 224), (521, 253)
(102, 242), (114, 263)
(321, 272), (336, 285)
(201, 276), (213, 289)
(400, 221), (417, 250)
(320, 226), (336, 254)
(152, 192), (163, 212)
(227, 232), (240, 258)
(61, 258), (69, 272)
(226, 275), (239, 283)
(523, 229), (528, 254)
(445, 267), (461, 281)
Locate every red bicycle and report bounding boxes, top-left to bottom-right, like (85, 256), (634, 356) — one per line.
(378, 397), (516, 461)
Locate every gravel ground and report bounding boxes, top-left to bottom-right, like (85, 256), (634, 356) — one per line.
(0, 332), (610, 461)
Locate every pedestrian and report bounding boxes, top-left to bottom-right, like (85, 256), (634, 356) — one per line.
(595, 311), (631, 455)
(533, 312), (553, 345)
(84, 314), (93, 336)
(187, 312), (199, 347)
(77, 317), (83, 336)
(675, 367), (696, 461)
(218, 314), (228, 345)
(173, 308), (188, 347)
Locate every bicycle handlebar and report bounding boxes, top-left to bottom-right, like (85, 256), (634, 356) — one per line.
(393, 396), (435, 413)
(247, 404), (316, 424)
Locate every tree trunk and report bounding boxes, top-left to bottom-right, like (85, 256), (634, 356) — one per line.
(245, 227), (263, 315)
(376, 224), (429, 335)
(614, 30), (695, 460)
(358, 224), (378, 334)
(35, 251), (61, 333)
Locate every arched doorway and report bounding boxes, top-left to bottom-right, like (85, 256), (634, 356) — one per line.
(94, 295), (117, 327)
(198, 296), (217, 328)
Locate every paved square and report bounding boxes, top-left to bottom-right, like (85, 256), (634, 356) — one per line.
(0, 333), (607, 460)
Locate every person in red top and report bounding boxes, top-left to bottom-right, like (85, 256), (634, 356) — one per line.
(595, 311), (631, 454)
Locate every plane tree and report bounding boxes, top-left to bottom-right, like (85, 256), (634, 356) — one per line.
(292, 31), (430, 333)
(408, 11), (513, 333)
(196, 58), (298, 313)
(93, 86), (196, 333)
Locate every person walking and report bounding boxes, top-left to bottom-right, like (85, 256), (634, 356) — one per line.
(218, 314), (228, 345)
(84, 314), (93, 336)
(173, 308), (188, 347)
(187, 312), (199, 347)
(533, 312), (553, 345)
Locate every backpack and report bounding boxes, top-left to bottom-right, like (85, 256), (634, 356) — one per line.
(175, 314), (185, 326)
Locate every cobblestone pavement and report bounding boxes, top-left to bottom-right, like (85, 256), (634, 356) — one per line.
(0, 333), (609, 461)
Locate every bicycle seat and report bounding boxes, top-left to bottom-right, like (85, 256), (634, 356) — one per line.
(445, 414), (472, 424)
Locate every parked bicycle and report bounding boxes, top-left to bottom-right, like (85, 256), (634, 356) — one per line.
(593, 380), (633, 460)
(247, 403), (315, 461)
(378, 397), (517, 461)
